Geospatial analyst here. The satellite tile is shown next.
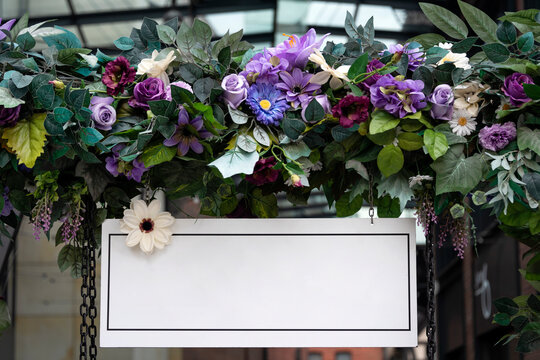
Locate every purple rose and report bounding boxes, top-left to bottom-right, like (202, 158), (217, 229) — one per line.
(502, 73), (534, 107)
(90, 96), (116, 131)
(428, 84), (454, 121)
(0, 105), (21, 127)
(478, 122), (516, 152)
(129, 77), (166, 110)
(166, 81), (193, 101)
(301, 95), (331, 123)
(221, 74), (249, 109)
(370, 77), (426, 118)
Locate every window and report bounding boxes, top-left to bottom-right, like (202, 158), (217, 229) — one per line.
(336, 352), (351, 360)
(308, 353), (323, 360)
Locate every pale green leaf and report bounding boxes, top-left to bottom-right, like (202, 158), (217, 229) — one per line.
(423, 129), (449, 160)
(458, 0), (498, 43)
(2, 113), (47, 168)
(419, 2), (468, 39)
(369, 111), (400, 135)
(209, 149), (259, 178)
(377, 173), (414, 211)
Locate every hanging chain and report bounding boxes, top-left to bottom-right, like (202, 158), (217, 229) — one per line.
(80, 201), (97, 360)
(426, 224), (437, 360)
(368, 171), (375, 224)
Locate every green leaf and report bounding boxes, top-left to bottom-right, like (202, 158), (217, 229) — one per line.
(377, 145), (404, 178)
(0, 87), (24, 108)
(250, 188), (278, 218)
(178, 63), (203, 83)
(523, 84), (540, 100)
(377, 195), (401, 218)
(450, 203), (465, 218)
(140, 144), (177, 167)
(497, 21), (517, 44)
(209, 149), (259, 178)
(494, 297), (520, 315)
(423, 129), (449, 160)
(282, 141), (311, 161)
(282, 117), (306, 140)
(377, 173), (413, 211)
(493, 312), (511, 326)
(397, 132), (423, 151)
(9, 189), (31, 214)
(434, 124), (468, 146)
(36, 84), (55, 110)
(527, 295), (540, 313)
(344, 11), (362, 40)
(472, 190), (487, 205)
(80, 127), (104, 145)
(458, 0), (498, 43)
(304, 99), (325, 123)
(523, 173), (540, 200)
(113, 36), (135, 51)
(406, 33), (447, 50)
(430, 145), (483, 195)
(518, 32), (534, 52)
(44, 114), (64, 136)
(16, 31), (35, 51)
(331, 125), (356, 142)
(54, 107), (73, 124)
(57, 245), (78, 272)
(192, 19), (213, 45)
(2, 113), (47, 168)
(482, 43), (510, 63)
(140, 18), (159, 42)
(369, 111), (400, 135)
(156, 24), (176, 45)
(57, 48), (91, 65)
(177, 22), (195, 53)
(348, 53), (369, 79)
(193, 77), (214, 102)
(419, 2), (468, 39)
(336, 192), (363, 217)
(517, 331), (540, 353)
(0, 299), (11, 336)
(451, 37), (478, 53)
(518, 127), (540, 155)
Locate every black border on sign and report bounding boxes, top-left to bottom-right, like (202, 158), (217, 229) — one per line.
(106, 233), (412, 332)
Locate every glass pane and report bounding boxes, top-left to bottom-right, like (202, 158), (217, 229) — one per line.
(203, 9), (274, 37)
(336, 352), (352, 360)
(308, 353), (323, 360)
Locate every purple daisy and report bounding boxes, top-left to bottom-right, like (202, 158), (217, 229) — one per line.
(246, 83), (289, 126)
(163, 108), (212, 156)
(275, 68), (321, 108)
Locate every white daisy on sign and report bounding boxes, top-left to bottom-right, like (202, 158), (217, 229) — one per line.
(120, 199), (175, 255)
(449, 109), (477, 137)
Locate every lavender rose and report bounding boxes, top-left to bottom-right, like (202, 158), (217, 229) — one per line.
(0, 105), (21, 127)
(502, 73), (534, 107)
(129, 77), (166, 110)
(428, 84), (454, 121)
(221, 74), (249, 109)
(90, 96), (116, 131)
(478, 122), (516, 152)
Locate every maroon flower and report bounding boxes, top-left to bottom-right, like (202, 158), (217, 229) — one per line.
(332, 95), (370, 128)
(0, 105), (21, 127)
(245, 156), (280, 186)
(102, 56), (136, 96)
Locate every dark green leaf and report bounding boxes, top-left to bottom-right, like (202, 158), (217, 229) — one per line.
(0, 299), (11, 336)
(406, 33), (446, 49)
(192, 19), (213, 45)
(80, 127), (104, 145)
(114, 36), (135, 51)
(348, 53), (369, 79)
(140, 17), (159, 42)
(451, 37), (478, 53)
(517, 331), (540, 353)
(53, 107), (73, 124)
(419, 2), (468, 39)
(493, 312), (511, 326)
(36, 84), (55, 110)
(518, 32), (534, 52)
(218, 46), (231, 67)
(494, 297), (520, 316)
(281, 117), (306, 140)
(193, 77), (214, 102)
(140, 144), (177, 167)
(523, 84), (540, 100)
(336, 192), (363, 217)
(44, 114), (64, 136)
(331, 125), (356, 142)
(377, 195), (401, 218)
(482, 43), (510, 63)
(497, 21), (517, 44)
(8, 189), (30, 214)
(412, 66), (433, 95)
(178, 63), (203, 83)
(16, 32), (35, 51)
(458, 0), (498, 43)
(304, 99), (325, 123)
(250, 188), (278, 218)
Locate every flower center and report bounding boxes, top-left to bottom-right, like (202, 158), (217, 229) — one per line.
(458, 117), (468, 126)
(139, 218), (154, 233)
(502, 104), (510, 110)
(282, 33), (296, 46)
(259, 99), (272, 111)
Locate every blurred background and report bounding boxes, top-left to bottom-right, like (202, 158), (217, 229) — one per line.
(1, 0), (540, 359)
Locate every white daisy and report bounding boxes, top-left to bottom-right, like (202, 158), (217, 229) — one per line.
(449, 109), (477, 137)
(436, 42), (471, 70)
(120, 199), (175, 255)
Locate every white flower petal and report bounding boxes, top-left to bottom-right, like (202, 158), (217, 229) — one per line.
(123, 214), (140, 228)
(329, 76), (343, 90)
(147, 199), (162, 218)
(154, 213), (175, 228)
(126, 230), (142, 247)
(132, 199), (149, 219)
(139, 234), (154, 254)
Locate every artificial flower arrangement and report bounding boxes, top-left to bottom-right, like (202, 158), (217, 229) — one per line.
(0, 0), (539, 351)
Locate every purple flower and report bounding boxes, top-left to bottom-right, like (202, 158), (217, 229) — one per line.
(1, 187), (13, 217)
(428, 84), (454, 121)
(129, 77), (166, 110)
(275, 68), (321, 108)
(221, 74), (249, 109)
(102, 56), (136, 96)
(384, 43), (424, 72)
(246, 83), (289, 126)
(332, 95), (370, 128)
(502, 73), (534, 107)
(478, 122), (516, 152)
(105, 144), (149, 182)
(370, 77), (427, 118)
(301, 95), (331, 123)
(0, 18), (16, 41)
(359, 59), (392, 91)
(268, 29), (329, 70)
(245, 156), (280, 185)
(240, 49), (289, 84)
(166, 81), (193, 101)
(163, 108), (211, 156)
(0, 105), (21, 127)
(90, 96), (116, 131)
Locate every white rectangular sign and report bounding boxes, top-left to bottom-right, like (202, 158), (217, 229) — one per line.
(100, 218), (417, 347)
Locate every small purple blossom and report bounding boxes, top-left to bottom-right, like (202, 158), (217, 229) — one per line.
(0, 105), (21, 127)
(166, 81), (193, 101)
(359, 59), (392, 91)
(370, 77), (427, 118)
(268, 29), (329, 70)
(0, 18), (16, 41)
(240, 49), (289, 84)
(384, 43), (424, 72)
(275, 68), (321, 108)
(221, 74), (249, 109)
(105, 144), (149, 182)
(478, 122), (516, 152)
(129, 77), (166, 110)
(163, 108), (212, 156)
(246, 83), (289, 126)
(1, 187), (13, 217)
(502, 73), (534, 107)
(428, 84), (454, 121)
(90, 96), (116, 131)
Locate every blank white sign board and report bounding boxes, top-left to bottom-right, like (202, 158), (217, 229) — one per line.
(100, 218), (417, 347)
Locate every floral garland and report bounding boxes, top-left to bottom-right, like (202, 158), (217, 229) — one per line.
(0, 1), (539, 351)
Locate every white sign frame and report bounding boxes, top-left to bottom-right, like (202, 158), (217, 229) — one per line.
(100, 218), (417, 348)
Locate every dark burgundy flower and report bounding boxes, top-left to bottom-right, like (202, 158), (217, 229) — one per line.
(129, 77), (166, 110)
(0, 105), (21, 127)
(332, 95), (370, 128)
(226, 198), (255, 218)
(245, 156), (280, 186)
(102, 56), (136, 96)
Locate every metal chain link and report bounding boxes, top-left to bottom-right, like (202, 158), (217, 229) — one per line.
(368, 171), (375, 224)
(426, 224), (437, 360)
(79, 240), (89, 360)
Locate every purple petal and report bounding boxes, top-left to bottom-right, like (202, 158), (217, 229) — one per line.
(178, 139), (190, 156)
(163, 130), (181, 146)
(190, 139), (203, 154)
(191, 116), (203, 131)
(178, 108), (189, 125)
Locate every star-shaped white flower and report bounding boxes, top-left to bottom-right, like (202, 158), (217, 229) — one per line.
(308, 49), (350, 89)
(120, 199), (175, 254)
(136, 50), (176, 86)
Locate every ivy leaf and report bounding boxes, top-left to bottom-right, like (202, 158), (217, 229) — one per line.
(458, 0), (498, 43)
(419, 2), (468, 39)
(377, 173), (413, 211)
(2, 113), (47, 168)
(336, 191), (363, 217)
(209, 148), (259, 178)
(369, 111), (400, 134)
(282, 141), (311, 161)
(377, 195), (401, 218)
(423, 129), (449, 160)
(250, 188), (278, 218)
(518, 127), (540, 156)
(140, 144), (177, 167)
(430, 144), (483, 195)
(75, 161), (111, 200)
(377, 145), (404, 178)
(0, 299), (10, 336)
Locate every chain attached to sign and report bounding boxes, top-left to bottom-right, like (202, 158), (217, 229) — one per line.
(368, 171), (375, 225)
(426, 225), (437, 360)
